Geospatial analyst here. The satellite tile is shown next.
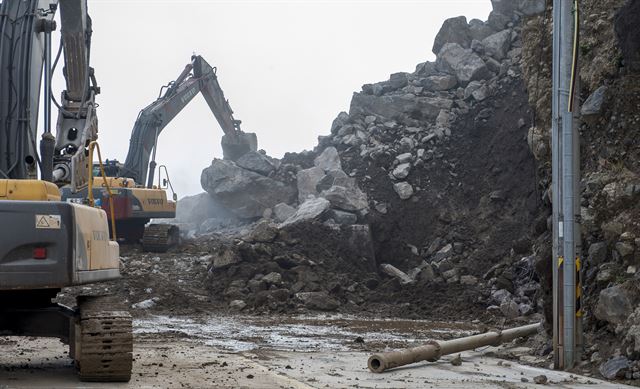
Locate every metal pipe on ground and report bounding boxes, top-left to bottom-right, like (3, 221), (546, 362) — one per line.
(367, 323), (541, 373)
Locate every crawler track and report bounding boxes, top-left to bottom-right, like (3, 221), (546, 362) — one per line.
(76, 296), (132, 382)
(142, 224), (179, 252)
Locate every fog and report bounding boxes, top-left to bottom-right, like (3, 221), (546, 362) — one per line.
(50, 0), (492, 196)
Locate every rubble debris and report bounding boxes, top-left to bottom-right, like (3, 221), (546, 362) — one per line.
(380, 264), (414, 285)
(599, 356), (630, 380)
(201, 159), (295, 219)
(533, 374), (548, 385)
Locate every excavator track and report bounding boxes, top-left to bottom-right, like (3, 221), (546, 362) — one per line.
(75, 296), (132, 382)
(142, 224), (180, 253)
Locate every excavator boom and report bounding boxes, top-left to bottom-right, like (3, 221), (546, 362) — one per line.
(121, 55), (256, 187)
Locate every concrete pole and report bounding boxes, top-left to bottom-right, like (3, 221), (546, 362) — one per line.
(552, 0), (580, 369)
(571, 15), (584, 360)
(551, 0), (563, 369)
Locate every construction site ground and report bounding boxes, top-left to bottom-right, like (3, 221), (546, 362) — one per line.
(0, 314), (628, 389)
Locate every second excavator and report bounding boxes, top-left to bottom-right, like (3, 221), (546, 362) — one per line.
(63, 55), (257, 251)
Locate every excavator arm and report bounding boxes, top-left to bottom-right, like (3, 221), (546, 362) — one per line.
(49, 0), (101, 192)
(0, 0), (98, 192)
(121, 55), (256, 188)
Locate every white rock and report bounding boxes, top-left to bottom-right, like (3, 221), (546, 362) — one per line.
(273, 202), (296, 222)
(481, 29), (512, 60)
(314, 147), (342, 171)
(280, 197), (331, 228)
(296, 167), (326, 203)
(132, 298), (159, 310)
(396, 153), (413, 164)
(393, 182), (414, 200)
(392, 163), (412, 179)
(380, 264), (414, 284)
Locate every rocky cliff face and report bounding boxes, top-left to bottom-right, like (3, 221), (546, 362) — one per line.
(521, 0), (640, 381)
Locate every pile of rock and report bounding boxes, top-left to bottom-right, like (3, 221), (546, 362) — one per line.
(205, 220), (378, 313)
(188, 1), (543, 323)
(176, 146), (370, 236)
(320, 4), (540, 204)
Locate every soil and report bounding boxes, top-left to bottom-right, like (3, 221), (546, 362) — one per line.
(341, 76), (540, 278)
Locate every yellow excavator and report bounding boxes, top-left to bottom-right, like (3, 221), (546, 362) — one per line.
(62, 55), (257, 252)
(0, 0), (131, 381)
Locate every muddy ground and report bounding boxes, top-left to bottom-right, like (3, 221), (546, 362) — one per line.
(0, 314), (627, 389)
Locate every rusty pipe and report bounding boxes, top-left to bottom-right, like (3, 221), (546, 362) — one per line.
(368, 323), (541, 373)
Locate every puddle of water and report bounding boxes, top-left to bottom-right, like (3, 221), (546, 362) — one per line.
(133, 315), (477, 353)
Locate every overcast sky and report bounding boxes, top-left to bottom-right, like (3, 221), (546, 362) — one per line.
(51, 0), (492, 196)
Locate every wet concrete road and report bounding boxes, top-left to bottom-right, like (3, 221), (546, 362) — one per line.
(0, 314), (631, 388)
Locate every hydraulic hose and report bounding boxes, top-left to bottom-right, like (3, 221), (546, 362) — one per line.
(568, 0), (580, 112)
(87, 141), (117, 241)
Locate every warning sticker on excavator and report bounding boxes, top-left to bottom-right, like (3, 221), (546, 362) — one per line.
(35, 214), (61, 229)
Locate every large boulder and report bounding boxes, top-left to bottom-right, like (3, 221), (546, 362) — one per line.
(482, 29), (512, 60)
(587, 242), (608, 265)
(432, 16), (471, 55)
(280, 197), (331, 227)
(235, 151), (276, 176)
(321, 185), (368, 212)
(351, 93), (449, 122)
(488, 11), (511, 31)
(436, 43), (491, 86)
(415, 97), (454, 120)
(581, 86), (607, 116)
(296, 167), (326, 203)
(491, 0), (545, 17)
(350, 93), (417, 119)
(201, 159), (296, 219)
(599, 356), (630, 380)
(273, 203), (296, 222)
(389, 72), (409, 90)
(316, 169), (356, 192)
(314, 147), (342, 172)
(594, 282), (639, 325)
(468, 19), (496, 41)
(422, 75), (458, 91)
(175, 192), (238, 226)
